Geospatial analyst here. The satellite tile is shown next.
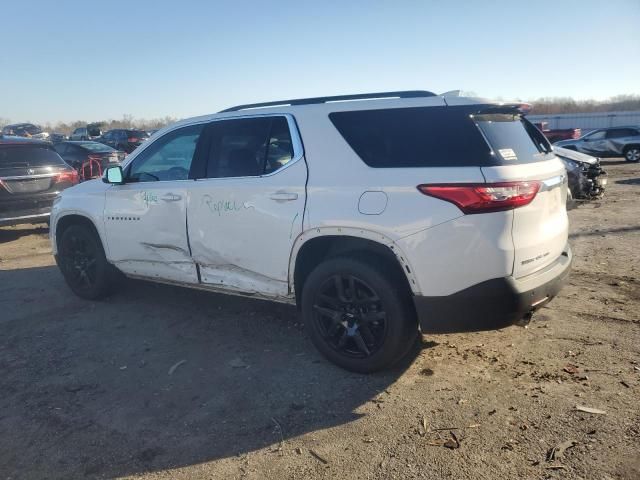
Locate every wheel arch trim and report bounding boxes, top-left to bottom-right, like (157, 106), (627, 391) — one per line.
(288, 227), (420, 296)
(52, 211), (106, 256)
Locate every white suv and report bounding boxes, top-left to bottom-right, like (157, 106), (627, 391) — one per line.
(50, 91), (572, 372)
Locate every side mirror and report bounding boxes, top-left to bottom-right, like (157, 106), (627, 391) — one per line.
(103, 166), (124, 184)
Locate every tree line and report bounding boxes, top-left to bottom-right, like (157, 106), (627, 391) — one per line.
(2, 95), (639, 133)
(528, 94), (640, 114)
(0, 115), (178, 135)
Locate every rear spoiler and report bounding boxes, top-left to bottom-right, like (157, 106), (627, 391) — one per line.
(473, 103), (532, 115)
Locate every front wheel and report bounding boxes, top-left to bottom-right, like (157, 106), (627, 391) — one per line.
(56, 224), (116, 300)
(301, 256), (417, 373)
(624, 146), (640, 162)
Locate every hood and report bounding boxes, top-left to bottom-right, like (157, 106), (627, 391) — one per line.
(553, 146), (598, 165)
(60, 177), (110, 197)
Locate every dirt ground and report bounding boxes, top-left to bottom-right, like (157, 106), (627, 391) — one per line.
(1, 159), (638, 480)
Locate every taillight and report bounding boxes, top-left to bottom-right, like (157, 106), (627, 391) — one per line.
(56, 169), (79, 185)
(128, 137), (139, 143)
(418, 181), (541, 214)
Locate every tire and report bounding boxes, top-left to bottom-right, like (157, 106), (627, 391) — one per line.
(624, 145), (640, 162)
(56, 224), (116, 300)
(301, 256), (418, 373)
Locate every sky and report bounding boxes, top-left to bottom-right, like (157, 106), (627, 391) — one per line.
(1, 0), (639, 124)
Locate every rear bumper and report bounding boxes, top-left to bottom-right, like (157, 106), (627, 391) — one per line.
(414, 245), (572, 333)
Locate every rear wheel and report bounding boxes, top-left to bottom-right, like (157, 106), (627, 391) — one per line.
(56, 224), (116, 299)
(301, 256), (417, 373)
(624, 146), (640, 162)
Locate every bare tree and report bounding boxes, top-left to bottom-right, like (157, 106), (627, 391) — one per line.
(529, 94), (640, 114)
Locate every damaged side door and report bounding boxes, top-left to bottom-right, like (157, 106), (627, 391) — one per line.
(103, 123), (206, 283)
(187, 114), (306, 298)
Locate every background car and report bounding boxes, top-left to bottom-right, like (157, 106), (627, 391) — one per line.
(0, 136), (78, 226)
(69, 125), (102, 141)
(49, 132), (68, 143)
(555, 126), (640, 162)
(533, 121), (581, 143)
(96, 129), (149, 154)
(554, 146), (606, 207)
(2, 123), (49, 140)
(54, 141), (125, 181)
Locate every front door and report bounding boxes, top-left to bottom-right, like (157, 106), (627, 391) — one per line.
(187, 115), (306, 298)
(580, 130), (607, 155)
(104, 123), (205, 283)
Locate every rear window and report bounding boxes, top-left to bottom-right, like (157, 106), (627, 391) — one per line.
(0, 146), (66, 167)
(474, 113), (551, 163)
(329, 106), (551, 167)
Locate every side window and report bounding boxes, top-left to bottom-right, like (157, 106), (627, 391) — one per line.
(265, 117), (294, 174)
(205, 116), (294, 178)
(606, 128), (634, 139)
(127, 124), (204, 183)
(586, 130), (606, 140)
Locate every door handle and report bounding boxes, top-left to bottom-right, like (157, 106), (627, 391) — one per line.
(269, 191), (298, 202)
(161, 193), (182, 202)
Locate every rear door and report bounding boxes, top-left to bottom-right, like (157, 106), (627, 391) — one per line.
(187, 114), (306, 297)
(103, 124), (205, 283)
(475, 114), (568, 278)
(579, 130), (608, 155)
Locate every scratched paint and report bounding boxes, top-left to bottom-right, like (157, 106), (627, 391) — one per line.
(140, 191), (158, 207)
(289, 212), (299, 239)
(202, 194), (253, 216)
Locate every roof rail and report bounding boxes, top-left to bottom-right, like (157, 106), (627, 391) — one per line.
(219, 90), (436, 113)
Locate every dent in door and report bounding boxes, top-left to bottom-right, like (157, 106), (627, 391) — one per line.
(191, 195), (289, 298)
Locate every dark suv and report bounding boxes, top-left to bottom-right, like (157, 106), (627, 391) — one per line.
(0, 136), (78, 226)
(97, 129), (149, 154)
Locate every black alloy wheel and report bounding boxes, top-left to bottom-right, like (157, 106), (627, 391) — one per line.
(312, 274), (388, 358)
(302, 256), (417, 373)
(57, 224), (115, 299)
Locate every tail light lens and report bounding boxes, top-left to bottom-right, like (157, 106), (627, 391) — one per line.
(572, 129), (581, 139)
(55, 169), (79, 185)
(418, 181), (541, 214)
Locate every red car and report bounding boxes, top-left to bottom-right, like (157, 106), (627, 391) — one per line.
(534, 122), (581, 144)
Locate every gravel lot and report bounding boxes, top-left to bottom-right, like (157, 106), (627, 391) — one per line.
(0, 159), (638, 480)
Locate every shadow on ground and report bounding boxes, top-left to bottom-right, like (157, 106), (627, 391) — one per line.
(0, 224), (49, 243)
(0, 265), (422, 479)
(615, 177), (640, 186)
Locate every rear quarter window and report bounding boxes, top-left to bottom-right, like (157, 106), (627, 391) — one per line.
(329, 106), (492, 167)
(329, 106), (553, 167)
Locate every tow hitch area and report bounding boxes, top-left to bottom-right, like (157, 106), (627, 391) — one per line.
(515, 311), (534, 327)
